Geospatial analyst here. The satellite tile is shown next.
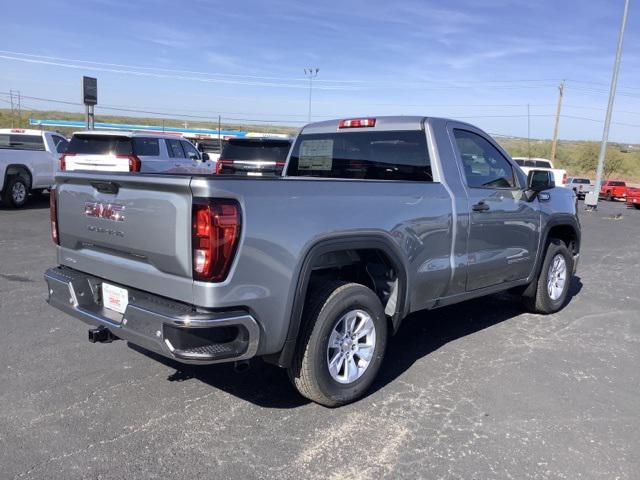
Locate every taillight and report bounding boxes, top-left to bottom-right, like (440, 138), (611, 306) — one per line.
(59, 153), (74, 171)
(116, 155), (141, 172)
(338, 118), (376, 129)
(215, 159), (233, 175)
(562, 173), (567, 184)
(192, 200), (241, 282)
(50, 188), (59, 245)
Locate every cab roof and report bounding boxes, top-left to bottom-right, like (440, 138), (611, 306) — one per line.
(71, 130), (183, 140)
(300, 116), (480, 135)
(0, 128), (46, 135)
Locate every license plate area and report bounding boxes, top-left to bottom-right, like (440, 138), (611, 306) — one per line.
(102, 282), (129, 315)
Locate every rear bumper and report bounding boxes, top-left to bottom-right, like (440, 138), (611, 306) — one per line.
(44, 266), (260, 365)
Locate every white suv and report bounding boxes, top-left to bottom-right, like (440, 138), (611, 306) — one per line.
(0, 128), (68, 208)
(62, 131), (215, 175)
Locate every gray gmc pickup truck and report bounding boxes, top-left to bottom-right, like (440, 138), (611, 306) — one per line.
(45, 117), (580, 406)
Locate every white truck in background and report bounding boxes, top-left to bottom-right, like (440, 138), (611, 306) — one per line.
(0, 129), (68, 207)
(513, 157), (567, 187)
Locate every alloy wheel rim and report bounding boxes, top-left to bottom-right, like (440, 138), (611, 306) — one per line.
(12, 182), (26, 203)
(326, 309), (376, 384)
(547, 254), (567, 301)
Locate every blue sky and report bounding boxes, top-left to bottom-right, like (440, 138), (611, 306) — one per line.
(0, 0), (639, 142)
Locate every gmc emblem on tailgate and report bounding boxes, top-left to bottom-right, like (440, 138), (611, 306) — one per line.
(84, 202), (126, 222)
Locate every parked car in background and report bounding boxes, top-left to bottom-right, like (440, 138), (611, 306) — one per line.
(566, 177), (594, 199)
(625, 187), (640, 209)
(599, 180), (627, 201)
(0, 128), (68, 207)
(45, 116), (581, 406)
(216, 137), (292, 176)
(61, 131), (215, 175)
(513, 157), (567, 187)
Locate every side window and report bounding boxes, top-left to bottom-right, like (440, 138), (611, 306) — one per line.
(181, 141), (200, 160)
(53, 136), (68, 153)
(166, 139), (185, 158)
(133, 138), (160, 156)
(453, 129), (516, 189)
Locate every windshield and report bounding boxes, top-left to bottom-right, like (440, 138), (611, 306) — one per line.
(573, 178), (590, 184)
(68, 135), (133, 155)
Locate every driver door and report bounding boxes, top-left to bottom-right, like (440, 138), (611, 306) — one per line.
(452, 128), (540, 291)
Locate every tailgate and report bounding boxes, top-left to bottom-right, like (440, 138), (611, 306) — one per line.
(55, 173), (195, 303)
(65, 154), (130, 172)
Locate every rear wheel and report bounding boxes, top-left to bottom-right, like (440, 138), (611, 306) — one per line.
(522, 239), (573, 314)
(1, 176), (30, 208)
(288, 281), (387, 407)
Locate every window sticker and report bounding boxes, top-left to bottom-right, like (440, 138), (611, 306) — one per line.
(298, 139), (333, 170)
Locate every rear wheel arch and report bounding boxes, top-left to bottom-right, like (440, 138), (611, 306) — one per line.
(276, 233), (409, 368)
(3, 164), (32, 190)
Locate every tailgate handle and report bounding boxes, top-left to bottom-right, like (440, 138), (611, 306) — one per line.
(91, 181), (120, 194)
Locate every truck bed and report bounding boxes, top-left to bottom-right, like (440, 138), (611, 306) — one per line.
(54, 172), (454, 353)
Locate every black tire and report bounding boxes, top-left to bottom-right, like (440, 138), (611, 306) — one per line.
(522, 239), (574, 314)
(1, 176), (30, 208)
(606, 191), (613, 201)
(288, 281), (388, 407)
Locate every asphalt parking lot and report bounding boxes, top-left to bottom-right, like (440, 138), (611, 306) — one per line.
(1, 195), (639, 479)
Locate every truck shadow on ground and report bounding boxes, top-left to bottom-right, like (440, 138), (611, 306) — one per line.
(0, 193), (50, 210)
(132, 276), (583, 409)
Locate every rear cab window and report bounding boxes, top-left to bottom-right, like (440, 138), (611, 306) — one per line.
(0, 134), (45, 151)
(287, 130), (432, 181)
(132, 138), (160, 156)
(221, 140), (290, 162)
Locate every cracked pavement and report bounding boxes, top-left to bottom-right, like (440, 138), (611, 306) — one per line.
(1, 196), (639, 479)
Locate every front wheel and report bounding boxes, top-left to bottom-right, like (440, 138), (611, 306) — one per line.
(522, 239), (574, 314)
(288, 281), (388, 407)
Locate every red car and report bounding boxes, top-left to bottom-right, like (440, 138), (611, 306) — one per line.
(600, 180), (627, 201)
(626, 187), (640, 209)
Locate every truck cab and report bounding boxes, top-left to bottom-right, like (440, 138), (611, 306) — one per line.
(0, 128), (68, 207)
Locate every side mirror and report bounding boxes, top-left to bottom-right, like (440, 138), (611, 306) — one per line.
(201, 152), (210, 161)
(524, 170), (554, 201)
(527, 169), (555, 192)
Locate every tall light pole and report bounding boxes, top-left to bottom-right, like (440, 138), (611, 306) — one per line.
(304, 68), (319, 123)
(586, 0), (630, 210)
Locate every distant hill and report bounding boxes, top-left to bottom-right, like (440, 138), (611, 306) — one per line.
(0, 108), (300, 136)
(2, 108), (638, 181)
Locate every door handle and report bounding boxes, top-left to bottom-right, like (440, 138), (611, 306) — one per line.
(472, 201), (490, 212)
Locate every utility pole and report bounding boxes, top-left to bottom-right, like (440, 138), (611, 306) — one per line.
(304, 68), (319, 123)
(9, 90), (21, 128)
(218, 115), (222, 152)
(586, 0), (630, 210)
(550, 80), (565, 164)
(527, 103), (531, 159)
